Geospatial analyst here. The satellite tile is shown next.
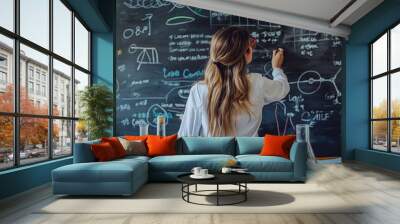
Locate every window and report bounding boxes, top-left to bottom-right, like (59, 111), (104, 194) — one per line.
(74, 17), (90, 70)
(28, 81), (34, 94)
(35, 70), (41, 81)
(0, 54), (8, 90)
(28, 67), (34, 80)
(391, 24), (400, 70)
(0, 116), (13, 170)
(0, 71), (6, 84)
(0, 0), (14, 32)
(36, 84), (40, 96)
(0, 1), (91, 170)
(74, 69), (89, 118)
(20, 0), (49, 49)
(53, 0), (72, 60)
(53, 59), (72, 117)
(53, 119), (72, 158)
(371, 22), (400, 154)
(54, 89), (58, 104)
(0, 55), (7, 67)
(42, 85), (46, 97)
(0, 34), (13, 113)
(19, 117), (49, 165)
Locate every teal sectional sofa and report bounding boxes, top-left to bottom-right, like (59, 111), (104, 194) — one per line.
(52, 137), (307, 196)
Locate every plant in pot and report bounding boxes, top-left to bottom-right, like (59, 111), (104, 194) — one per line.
(79, 84), (113, 140)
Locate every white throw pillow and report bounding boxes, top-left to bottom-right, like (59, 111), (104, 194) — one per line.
(118, 137), (147, 156)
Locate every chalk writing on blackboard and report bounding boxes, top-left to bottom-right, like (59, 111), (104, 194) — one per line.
(166, 16), (196, 26)
(116, 0), (344, 157)
(128, 44), (160, 70)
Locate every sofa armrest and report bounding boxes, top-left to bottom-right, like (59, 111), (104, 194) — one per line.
(73, 140), (100, 163)
(289, 142), (307, 181)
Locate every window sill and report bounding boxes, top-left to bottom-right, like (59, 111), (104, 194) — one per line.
(0, 156), (72, 176)
(355, 148), (400, 172)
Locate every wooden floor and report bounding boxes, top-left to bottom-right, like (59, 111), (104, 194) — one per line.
(1, 162), (400, 224)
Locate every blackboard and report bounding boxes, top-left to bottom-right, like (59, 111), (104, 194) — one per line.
(115, 0), (344, 157)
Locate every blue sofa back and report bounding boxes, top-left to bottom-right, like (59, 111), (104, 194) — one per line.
(73, 136), (292, 163)
(73, 139), (100, 163)
(235, 137), (263, 155)
(178, 137), (235, 155)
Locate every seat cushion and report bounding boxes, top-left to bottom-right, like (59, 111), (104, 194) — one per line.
(114, 155), (150, 164)
(236, 155), (293, 172)
(236, 137), (263, 155)
(53, 158), (147, 183)
(179, 137), (235, 155)
(149, 154), (235, 172)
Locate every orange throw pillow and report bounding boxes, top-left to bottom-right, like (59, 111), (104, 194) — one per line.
(260, 134), (296, 159)
(124, 135), (148, 141)
(91, 142), (117, 162)
(146, 134), (177, 157)
(101, 137), (126, 158)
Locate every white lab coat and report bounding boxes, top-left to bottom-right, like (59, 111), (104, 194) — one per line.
(178, 68), (290, 137)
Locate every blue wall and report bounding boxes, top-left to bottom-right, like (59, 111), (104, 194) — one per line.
(0, 158), (72, 199)
(92, 32), (113, 88)
(91, 0), (114, 134)
(91, 32), (114, 136)
(345, 0), (400, 171)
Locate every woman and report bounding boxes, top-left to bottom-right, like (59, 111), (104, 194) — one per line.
(178, 27), (289, 137)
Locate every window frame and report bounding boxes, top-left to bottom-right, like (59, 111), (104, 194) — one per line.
(370, 20), (400, 154)
(0, 0), (92, 171)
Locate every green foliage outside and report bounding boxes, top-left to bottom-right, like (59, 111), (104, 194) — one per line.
(372, 99), (400, 147)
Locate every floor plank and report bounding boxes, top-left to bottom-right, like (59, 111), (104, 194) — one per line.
(1, 162), (400, 224)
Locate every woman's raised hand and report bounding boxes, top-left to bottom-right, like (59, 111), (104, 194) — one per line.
(272, 48), (284, 69)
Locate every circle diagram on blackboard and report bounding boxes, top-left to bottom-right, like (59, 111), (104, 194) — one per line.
(297, 70), (322, 95)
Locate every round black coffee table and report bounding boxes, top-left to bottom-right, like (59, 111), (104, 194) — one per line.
(177, 173), (255, 206)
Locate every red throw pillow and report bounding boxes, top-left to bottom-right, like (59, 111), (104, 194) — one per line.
(101, 137), (126, 158)
(124, 135), (148, 141)
(91, 142), (117, 161)
(146, 134), (177, 157)
(260, 134), (296, 159)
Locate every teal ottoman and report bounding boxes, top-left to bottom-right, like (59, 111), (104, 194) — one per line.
(52, 156), (148, 196)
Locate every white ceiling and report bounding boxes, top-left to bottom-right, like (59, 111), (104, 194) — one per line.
(227, 0), (353, 24)
(170, 0), (384, 37)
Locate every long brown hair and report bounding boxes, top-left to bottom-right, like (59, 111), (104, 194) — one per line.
(204, 27), (253, 136)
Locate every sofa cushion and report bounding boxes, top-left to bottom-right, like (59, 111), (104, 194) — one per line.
(180, 137), (235, 155)
(101, 137), (127, 158)
(149, 154), (235, 172)
(118, 137), (147, 156)
(147, 134), (177, 157)
(91, 142), (118, 161)
(236, 137), (263, 155)
(260, 135), (296, 159)
(124, 135), (148, 141)
(236, 155), (293, 172)
(53, 158), (147, 183)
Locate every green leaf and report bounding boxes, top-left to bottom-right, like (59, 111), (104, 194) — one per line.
(79, 84), (113, 140)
